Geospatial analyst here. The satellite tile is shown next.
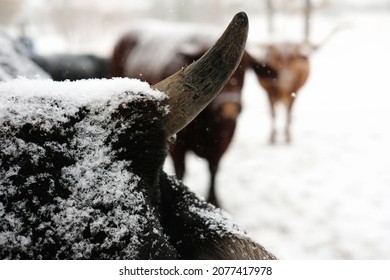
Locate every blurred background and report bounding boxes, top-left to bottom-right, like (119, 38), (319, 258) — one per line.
(3, 0), (388, 54)
(1, 0), (390, 259)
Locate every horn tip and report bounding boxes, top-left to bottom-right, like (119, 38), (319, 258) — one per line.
(234, 11), (248, 22)
(231, 12), (249, 33)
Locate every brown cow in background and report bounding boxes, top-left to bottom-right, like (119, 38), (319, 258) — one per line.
(111, 22), (274, 207)
(250, 42), (310, 144)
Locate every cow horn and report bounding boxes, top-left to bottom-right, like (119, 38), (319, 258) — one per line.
(153, 12), (249, 137)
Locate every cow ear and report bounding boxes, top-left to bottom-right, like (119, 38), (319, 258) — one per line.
(250, 57), (278, 79)
(158, 173), (276, 260)
(197, 234), (277, 260)
(153, 12), (248, 137)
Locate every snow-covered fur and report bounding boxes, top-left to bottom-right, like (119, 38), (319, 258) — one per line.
(159, 175), (276, 260)
(0, 78), (276, 260)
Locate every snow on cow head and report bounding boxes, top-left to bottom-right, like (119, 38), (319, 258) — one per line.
(0, 77), (176, 259)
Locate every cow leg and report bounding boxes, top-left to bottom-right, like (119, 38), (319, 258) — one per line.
(285, 97), (295, 144)
(170, 145), (186, 180)
(207, 162), (220, 208)
(269, 99), (277, 144)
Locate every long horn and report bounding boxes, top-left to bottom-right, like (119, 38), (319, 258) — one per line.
(153, 12), (248, 137)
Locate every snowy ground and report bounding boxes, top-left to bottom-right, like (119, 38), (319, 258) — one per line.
(165, 10), (390, 259)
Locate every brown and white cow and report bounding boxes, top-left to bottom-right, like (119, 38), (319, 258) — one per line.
(250, 42), (310, 144)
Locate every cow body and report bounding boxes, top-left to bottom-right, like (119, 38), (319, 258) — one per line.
(31, 54), (111, 81)
(250, 43), (310, 143)
(0, 13), (276, 260)
(112, 21), (253, 207)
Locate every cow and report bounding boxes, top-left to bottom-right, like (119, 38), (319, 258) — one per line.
(250, 42), (310, 144)
(111, 19), (274, 207)
(31, 54), (111, 81)
(0, 12), (276, 260)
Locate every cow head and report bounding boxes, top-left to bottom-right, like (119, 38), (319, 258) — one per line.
(250, 43), (310, 98)
(0, 13), (276, 260)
